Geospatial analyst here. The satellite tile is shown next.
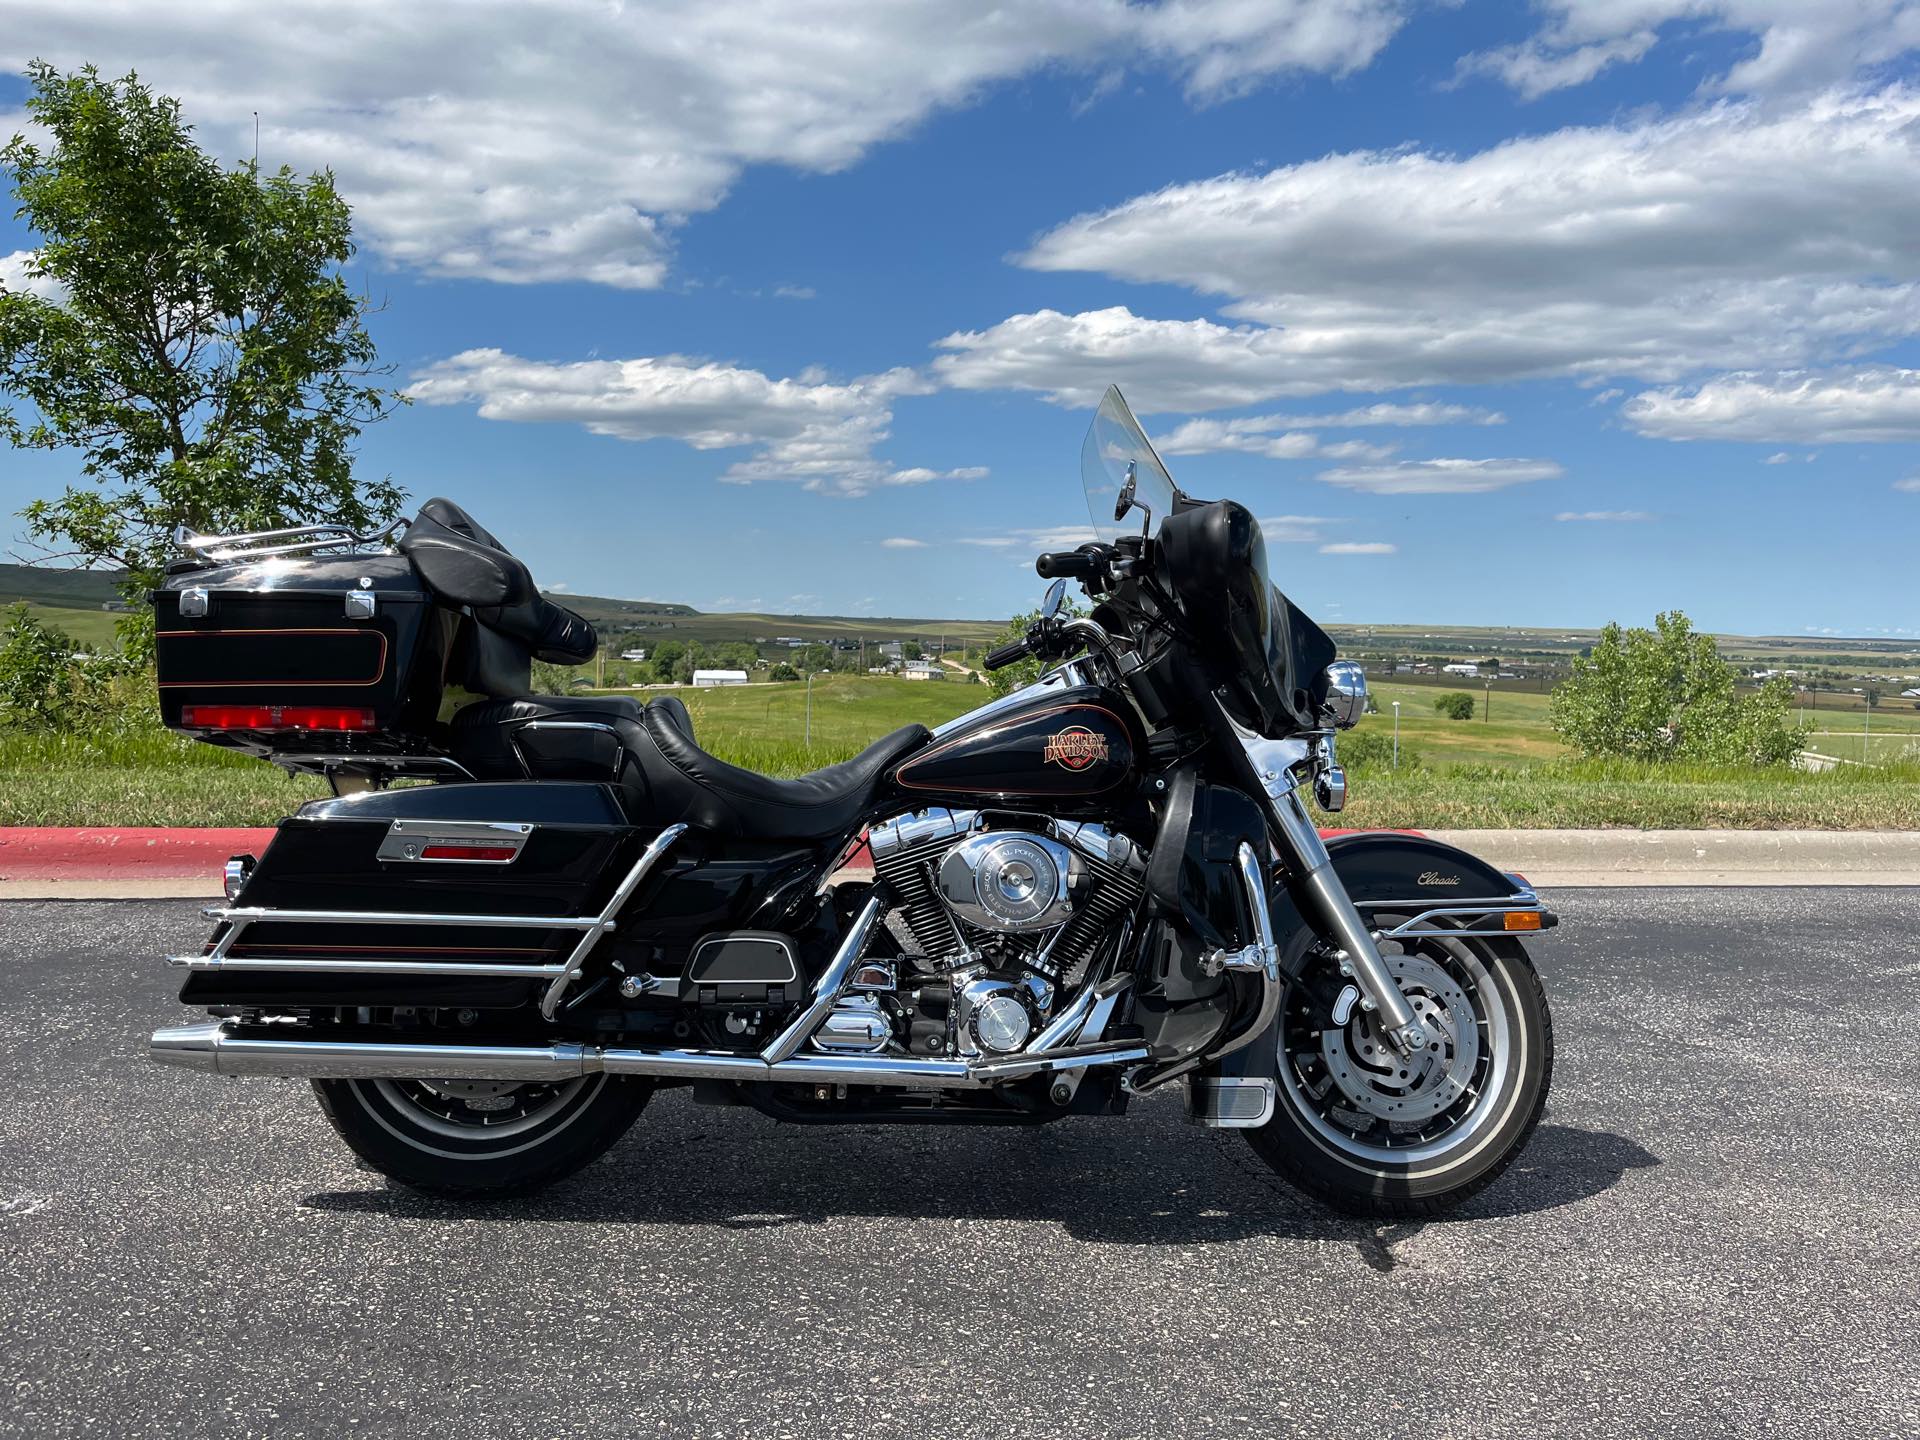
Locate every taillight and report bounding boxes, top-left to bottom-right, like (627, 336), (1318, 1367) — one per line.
(180, 704), (377, 731)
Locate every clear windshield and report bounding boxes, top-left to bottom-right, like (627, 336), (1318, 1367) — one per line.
(1080, 385), (1181, 543)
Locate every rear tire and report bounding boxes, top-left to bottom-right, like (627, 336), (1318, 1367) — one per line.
(312, 1074), (650, 1198)
(1246, 932), (1552, 1218)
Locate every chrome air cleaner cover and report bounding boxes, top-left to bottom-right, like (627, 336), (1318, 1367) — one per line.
(936, 831), (1080, 933)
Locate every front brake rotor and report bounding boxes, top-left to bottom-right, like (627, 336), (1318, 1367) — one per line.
(1318, 952), (1479, 1122)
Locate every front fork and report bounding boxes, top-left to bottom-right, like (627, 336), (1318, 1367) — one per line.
(1237, 762), (1426, 1056)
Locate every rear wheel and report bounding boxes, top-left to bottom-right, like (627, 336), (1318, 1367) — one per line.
(1246, 927), (1552, 1217)
(312, 1074), (650, 1198)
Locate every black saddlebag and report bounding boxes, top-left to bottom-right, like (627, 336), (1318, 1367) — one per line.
(181, 782), (648, 1011)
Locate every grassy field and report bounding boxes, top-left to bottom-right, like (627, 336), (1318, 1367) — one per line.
(5, 672), (1918, 829)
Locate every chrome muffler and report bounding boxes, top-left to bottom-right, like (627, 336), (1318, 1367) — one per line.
(149, 1021), (1148, 1090)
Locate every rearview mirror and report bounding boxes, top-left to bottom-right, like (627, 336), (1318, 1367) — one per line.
(1113, 460), (1137, 524)
(1041, 578), (1067, 620)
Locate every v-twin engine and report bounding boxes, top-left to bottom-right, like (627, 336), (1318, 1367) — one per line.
(852, 808), (1147, 1059)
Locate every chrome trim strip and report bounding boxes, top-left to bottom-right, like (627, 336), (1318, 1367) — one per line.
(376, 819), (533, 865)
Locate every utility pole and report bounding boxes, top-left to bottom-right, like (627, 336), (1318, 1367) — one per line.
(1484, 675), (1492, 722)
(1392, 701), (1401, 770)
(805, 669), (814, 747)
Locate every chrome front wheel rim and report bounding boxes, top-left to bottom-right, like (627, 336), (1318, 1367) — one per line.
(1277, 932), (1518, 1172)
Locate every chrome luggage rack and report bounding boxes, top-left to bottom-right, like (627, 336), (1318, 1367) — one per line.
(169, 824), (691, 1021)
(177, 521), (403, 565)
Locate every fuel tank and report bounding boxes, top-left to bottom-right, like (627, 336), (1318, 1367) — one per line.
(889, 683), (1144, 812)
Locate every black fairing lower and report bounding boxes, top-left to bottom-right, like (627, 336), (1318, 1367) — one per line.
(1132, 770), (1269, 1060)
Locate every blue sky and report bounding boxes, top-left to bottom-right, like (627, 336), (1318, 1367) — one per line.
(2, 2), (1917, 637)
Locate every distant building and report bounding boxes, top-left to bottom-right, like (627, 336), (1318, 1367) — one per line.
(877, 641), (904, 661)
(693, 669), (748, 687)
(620, 648), (648, 662)
(1442, 663), (1481, 676)
(901, 659), (940, 680)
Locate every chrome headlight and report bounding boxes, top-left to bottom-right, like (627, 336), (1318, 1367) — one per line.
(1322, 661), (1368, 729)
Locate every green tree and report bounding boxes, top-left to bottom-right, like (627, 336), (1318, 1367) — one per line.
(0, 64), (405, 649)
(983, 598), (1088, 698)
(769, 661), (800, 682)
(1434, 691), (1476, 721)
(1549, 611), (1805, 765)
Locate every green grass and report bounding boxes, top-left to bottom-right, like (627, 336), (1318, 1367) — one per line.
(1336, 758), (1920, 831)
(0, 727), (330, 827)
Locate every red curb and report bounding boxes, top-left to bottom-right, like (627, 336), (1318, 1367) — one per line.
(0, 827), (276, 880)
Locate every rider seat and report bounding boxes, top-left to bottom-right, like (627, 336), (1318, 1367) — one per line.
(449, 693), (927, 842)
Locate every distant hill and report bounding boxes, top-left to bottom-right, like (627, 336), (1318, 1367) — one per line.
(0, 561), (999, 647)
(0, 561), (127, 609)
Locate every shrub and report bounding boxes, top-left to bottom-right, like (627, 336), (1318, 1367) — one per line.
(0, 603), (147, 731)
(1549, 610), (1806, 766)
(1336, 725), (1422, 772)
(1434, 691), (1476, 721)
(769, 662), (800, 682)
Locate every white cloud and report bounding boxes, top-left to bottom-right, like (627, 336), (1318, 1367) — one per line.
(1454, 30), (1657, 100)
(956, 525), (1099, 550)
(1319, 540), (1397, 554)
(1555, 510), (1651, 521)
(0, 249), (64, 301)
(410, 348), (965, 497)
(1763, 451), (1794, 464)
(1155, 417), (1396, 461)
(1458, 2), (1920, 99)
(935, 89), (1920, 407)
(881, 537), (929, 548)
(0, 1), (1410, 289)
(1315, 459), (1564, 494)
(1259, 514), (1338, 542)
(1624, 367), (1920, 442)
(1894, 477), (1920, 492)
(773, 285), (817, 301)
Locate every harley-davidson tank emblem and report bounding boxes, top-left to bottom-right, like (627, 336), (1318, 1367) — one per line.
(1042, 726), (1110, 771)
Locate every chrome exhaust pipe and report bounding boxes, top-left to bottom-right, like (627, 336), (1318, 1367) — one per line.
(149, 1021), (1146, 1090)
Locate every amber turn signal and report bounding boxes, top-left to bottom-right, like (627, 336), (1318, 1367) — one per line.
(1503, 911), (1543, 932)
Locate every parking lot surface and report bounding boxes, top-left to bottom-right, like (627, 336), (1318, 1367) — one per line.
(2, 889), (1916, 1439)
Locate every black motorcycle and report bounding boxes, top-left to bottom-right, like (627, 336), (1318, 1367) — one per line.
(148, 386), (1553, 1216)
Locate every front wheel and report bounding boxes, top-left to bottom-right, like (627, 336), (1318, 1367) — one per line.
(312, 1073), (650, 1198)
(1245, 927), (1552, 1217)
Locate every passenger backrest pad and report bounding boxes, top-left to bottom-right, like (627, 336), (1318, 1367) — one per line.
(399, 498), (599, 673)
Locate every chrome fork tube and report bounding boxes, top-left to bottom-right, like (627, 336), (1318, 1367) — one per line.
(1261, 771), (1425, 1053)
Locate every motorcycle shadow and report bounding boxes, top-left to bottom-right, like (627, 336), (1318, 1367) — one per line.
(302, 1108), (1657, 1263)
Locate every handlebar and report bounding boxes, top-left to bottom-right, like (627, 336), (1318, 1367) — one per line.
(984, 637), (1033, 671)
(1035, 549), (1101, 580)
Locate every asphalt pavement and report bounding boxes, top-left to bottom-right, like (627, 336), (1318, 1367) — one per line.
(2, 889), (1916, 1439)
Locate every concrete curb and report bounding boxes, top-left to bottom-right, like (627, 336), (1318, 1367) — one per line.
(1427, 828), (1920, 888)
(3, 826), (1916, 900)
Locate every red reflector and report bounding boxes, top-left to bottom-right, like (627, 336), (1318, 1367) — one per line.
(181, 704), (377, 732)
(419, 845), (519, 862)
